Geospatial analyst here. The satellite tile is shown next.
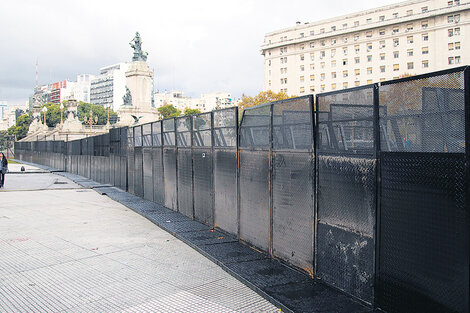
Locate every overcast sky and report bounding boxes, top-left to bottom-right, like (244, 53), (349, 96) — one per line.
(0, 0), (400, 105)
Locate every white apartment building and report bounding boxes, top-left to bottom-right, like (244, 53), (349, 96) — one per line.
(199, 92), (233, 111)
(90, 63), (129, 110)
(60, 74), (95, 103)
(261, 0), (469, 95)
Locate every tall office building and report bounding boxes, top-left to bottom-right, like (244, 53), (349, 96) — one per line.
(261, 0), (469, 95)
(90, 63), (129, 110)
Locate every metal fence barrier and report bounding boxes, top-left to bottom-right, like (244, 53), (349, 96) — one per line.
(14, 66), (469, 313)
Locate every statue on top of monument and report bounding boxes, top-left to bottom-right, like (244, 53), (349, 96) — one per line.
(129, 32), (148, 62)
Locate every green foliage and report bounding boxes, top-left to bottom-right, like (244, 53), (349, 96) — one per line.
(0, 131), (9, 149)
(8, 113), (31, 140)
(40, 102), (60, 127)
(76, 101), (117, 125)
(184, 108), (201, 116)
(238, 90), (296, 111)
(158, 104), (181, 119)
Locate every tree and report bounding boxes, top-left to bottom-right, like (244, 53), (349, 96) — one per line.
(40, 102), (61, 127)
(238, 90), (296, 111)
(184, 108), (201, 116)
(76, 101), (117, 125)
(158, 104), (181, 119)
(8, 113), (31, 140)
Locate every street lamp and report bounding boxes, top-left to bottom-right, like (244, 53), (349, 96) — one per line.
(60, 103), (65, 125)
(84, 110), (98, 136)
(41, 106), (48, 127)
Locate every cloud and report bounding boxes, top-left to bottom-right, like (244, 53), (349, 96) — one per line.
(0, 0), (399, 105)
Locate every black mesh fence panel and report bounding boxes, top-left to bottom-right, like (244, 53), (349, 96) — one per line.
(193, 112), (213, 225)
(143, 147), (153, 201)
(176, 117), (193, 218)
(316, 87), (376, 303)
(134, 147), (144, 197)
(152, 121), (162, 147)
(163, 119), (177, 210)
(239, 104), (271, 251)
(213, 108), (238, 235)
(377, 69), (469, 313)
(152, 147), (164, 205)
(142, 123), (152, 147)
(127, 129), (135, 194)
(272, 96), (314, 275)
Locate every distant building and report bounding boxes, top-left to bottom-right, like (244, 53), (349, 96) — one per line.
(199, 92), (233, 111)
(61, 74), (95, 103)
(90, 63), (129, 110)
(261, 0), (469, 95)
(153, 91), (233, 113)
(0, 101), (7, 121)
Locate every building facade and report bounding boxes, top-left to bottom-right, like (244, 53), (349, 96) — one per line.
(261, 0), (469, 95)
(153, 91), (234, 113)
(90, 63), (129, 110)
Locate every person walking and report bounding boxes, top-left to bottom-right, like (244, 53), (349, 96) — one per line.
(0, 152), (8, 188)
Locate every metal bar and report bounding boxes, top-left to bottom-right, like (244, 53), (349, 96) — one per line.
(373, 83), (381, 308)
(269, 102), (273, 256)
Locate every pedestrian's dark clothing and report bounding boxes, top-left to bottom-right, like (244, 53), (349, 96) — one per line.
(0, 157), (8, 187)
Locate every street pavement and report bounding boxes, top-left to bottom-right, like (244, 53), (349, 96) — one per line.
(0, 166), (279, 312)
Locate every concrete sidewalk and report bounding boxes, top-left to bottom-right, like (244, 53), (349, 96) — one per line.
(0, 170), (279, 312)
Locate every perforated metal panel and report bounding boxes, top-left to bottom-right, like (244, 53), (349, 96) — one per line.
(177, 148), (193, 218)
(134, 147), (144, 197)
(163, 148), (177, 211)
(142, 148), (153, 201)
(193, 149), (213, 225)
(213, 149), (238, 235)
(127, 147), (135, 194)
(152, 147), (164, 205)
(239, 150), (270, 252)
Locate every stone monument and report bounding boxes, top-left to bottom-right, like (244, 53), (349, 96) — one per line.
(27, 95), (45, 135)
(117, 32), (159, 126)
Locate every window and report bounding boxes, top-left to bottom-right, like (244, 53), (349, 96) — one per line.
(367, 67), (372, 74)
(300, 65), (305, 71)
(455, 27), (460, 35)
(343, 70), (348, 77)
(393, 38), (399, 46)
(422, 6), (428, 13)
(448, 15), (454, 23)
(332, 72), (337, 78)
(310, 74), (315, 81)
(367, 55), (372, 62)
(331, 60), (336, 67)
(355, 81), (360, 87)
(343, 47), (348, 55)
(448, 57), (454, 64)
(343, 37), (348, 43)
(310, 86), (315, 92)
(321, 84), (325, 92)
(321, 73), (325, 81)
(310, 42), (315, 48)
(300, 32), (305, 38)
(455, 56), (461, 64)
(379, 29), (385, 35)
(310, 53), (315, 61)
(310, 31), (315, 36)
(321, 40), (325, 46)
(343, 82), (348, 89)
(300, 87), (305, 93)
(379, 40), (386, 49)
(422, 33), (429, 41)
(354, 21), (359, 27)
(320, 51), (325, 58)
(379, 15), (385, 21)
(422, 21), (428, 28)
(367, 43), (372, 51)
(331, 83), (337, 90)
(422, 60), (429, 68)
(448, 43), (454, 50)
(355, 57), (360, 64)
(269, 80), (271, 86)
(380, 78), (386, 82)
(321, 62), (325, 69)
(455, 42), (460, 50)
(393, 64), (399, 71)
(310, 64), (315, 70)
(268, 60), (271, 66)
(343, 23), (348, 29)
(355, 45), (360, 54)
(354, 34), (360, 41)
(366, 18), (372, 23)
(407, 36), (414, 44)
(380, 65), (386, 73)
(331, 38), (337, 45)
(422, 46), (429, 54)
(300, 76), (305, 82)
(343, 59), (348, 65)
(394, 51), (399, 58)
(407, 62), (414, 69)
(300, 54), (305, 61)
(320, 28), (325, 33)
(367, 79), (373, 84)
(331, 26), (336, 31)
(393, 12), (398, 18)
(407, 24), (413, 32)
(331, 49), (336, 57)
(392, 27), (399, 34)
(300, 44), (305, 50)
(366, 31), (372, 37)
(380, 53), (385, 60)
(406, 10), (413, 16)
(407, 49), (413, 56)
(280, 47), (287, 54)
